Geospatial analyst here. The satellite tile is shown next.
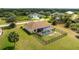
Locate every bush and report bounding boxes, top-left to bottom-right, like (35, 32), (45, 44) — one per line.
(6, 16), (16, 23)
(70, 23), (79, 31)
(9, 22), (16, 28)
(75, 35), (79, 39)
(65, 20), (71, 28)
(52, 20), (57, 25)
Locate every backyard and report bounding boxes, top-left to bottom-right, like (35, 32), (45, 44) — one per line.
(33, 28), (67, 45)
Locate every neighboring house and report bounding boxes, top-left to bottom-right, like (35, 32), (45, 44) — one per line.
(51, 12), (64, 23)
(0, 28), (2, 36)
(52, 12), (64, 16)
(70, 14), (79, 21)
(66, 11), (74, 14)
(28, 13), (42, 19)
(51, 12), (60, 20)
(25, 21), (53, 35)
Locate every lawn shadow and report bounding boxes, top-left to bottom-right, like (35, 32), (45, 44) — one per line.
(2, 46), (15, 50)
(2, 26), (14, 29)
(22, 28), (32, 35)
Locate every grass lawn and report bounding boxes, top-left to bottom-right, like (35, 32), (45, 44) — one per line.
(0, 28), (14, 49)
(16, 16), (29, 21)
(0, 16), (29, 25)
(0, 24), (79, 50)
(0, 19), (6, 25)
(41, 30), (62, 41)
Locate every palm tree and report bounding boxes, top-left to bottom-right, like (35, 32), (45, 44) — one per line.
(8, 32), (19, 49)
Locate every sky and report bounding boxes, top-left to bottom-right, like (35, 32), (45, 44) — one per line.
(0, 0), (79, 8)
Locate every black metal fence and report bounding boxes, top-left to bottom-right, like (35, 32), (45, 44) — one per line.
(34, 29), (67, 45)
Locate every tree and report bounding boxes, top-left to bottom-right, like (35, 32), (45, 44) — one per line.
(8, 32), (19, 49)
(63, 13), (72, 23)
(9, 22), (16, 28)
(3, 12), (16, 23)
(8, 32), (19, 42)
(52, 20), (57, 25)
(65, 20), (71, 28)
(7, 16), (16, 23)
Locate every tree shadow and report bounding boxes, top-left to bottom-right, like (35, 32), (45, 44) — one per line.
(2, 46), (15, 50)
(2, 26), (12, 29)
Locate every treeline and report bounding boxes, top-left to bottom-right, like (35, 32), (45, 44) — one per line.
(0, 8), (79, 17)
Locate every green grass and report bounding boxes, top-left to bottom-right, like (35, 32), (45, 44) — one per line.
(0, 16), (51, 25)
(0, 19), (6, 25)
(0, 24), (79, 50)
(41, 31), (62, 41)
(0, 29), (14, 49)
(0, 16), (29, 25)
(16, 16), (29, 21)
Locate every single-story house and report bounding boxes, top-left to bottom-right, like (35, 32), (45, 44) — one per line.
(24, 21), (53, 35)
(28, 13), (42, 19)
(66, 11), (74, 14)
(0, 28), (2, 36)
(51, 12), (64, 23)
(70, 14), (79, 22)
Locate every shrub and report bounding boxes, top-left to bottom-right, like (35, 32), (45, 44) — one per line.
(9, 22), (16, 28)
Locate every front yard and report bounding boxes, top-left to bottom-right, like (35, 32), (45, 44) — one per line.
(0, 24), (79, 50)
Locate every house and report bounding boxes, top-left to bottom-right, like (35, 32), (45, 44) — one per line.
(28, 13), (42, 19)
(66, 11), (74, 14)
(71, 14), (79, 23)
(24, 21), (53, 35)
(0, 28), (2, 36)
(51, 12), (64, 23)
